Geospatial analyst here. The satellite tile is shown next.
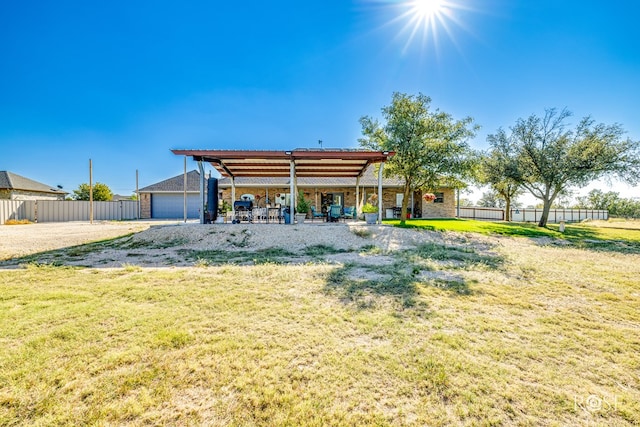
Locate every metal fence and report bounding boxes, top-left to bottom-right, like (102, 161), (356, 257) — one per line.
(0, 200), (35, 224)
(510, 208), (608, 223)
(458, 206), (608, 223)
(0, 200), (139, 224)
(458, 207), (505, 221)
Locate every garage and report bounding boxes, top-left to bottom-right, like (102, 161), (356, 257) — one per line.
(151, 193), (200, 219)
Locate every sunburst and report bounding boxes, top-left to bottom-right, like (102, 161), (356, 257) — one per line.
(367, 0), (473, 55)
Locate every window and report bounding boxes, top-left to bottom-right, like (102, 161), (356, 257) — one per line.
(434, 192), (444, 203)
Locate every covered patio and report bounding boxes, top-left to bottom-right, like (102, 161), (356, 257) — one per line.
(171, 149), (395, 224)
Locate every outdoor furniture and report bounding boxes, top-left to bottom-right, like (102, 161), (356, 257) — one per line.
(328, 204), (342, 222)
(310, 206), (324, 222)
(343, 206), (355, 220)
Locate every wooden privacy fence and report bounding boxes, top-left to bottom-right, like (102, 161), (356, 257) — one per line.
(458, 206), (608, 223)
(0, 200), (139, 224)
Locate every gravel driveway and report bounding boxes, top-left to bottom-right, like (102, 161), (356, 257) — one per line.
(0, 220), (175, 260)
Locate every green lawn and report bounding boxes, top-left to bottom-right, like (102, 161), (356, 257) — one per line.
(385, 218), (640, 251)
(1, 227), (639, 425)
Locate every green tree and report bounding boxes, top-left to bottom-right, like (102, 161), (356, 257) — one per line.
(477, 189), (502, 208)
(575, 189), (640, 218)
(479, 129), (523, 221)
(457, 197), (474, 207)
(359, 92), (478, 224)
(493, 108), (640, 227)
(72, 182), (113, 201)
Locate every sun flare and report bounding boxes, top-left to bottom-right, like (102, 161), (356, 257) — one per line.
(368, 0), (474, 56)
(410, 0), (446, 20)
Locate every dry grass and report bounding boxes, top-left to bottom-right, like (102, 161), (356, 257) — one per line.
(586, 218), (640, 230)
(3, 219), (31, 225)
(1, 229), (639, 426)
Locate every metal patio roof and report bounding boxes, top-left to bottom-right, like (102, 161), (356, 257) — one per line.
(171, 149), (394, 178)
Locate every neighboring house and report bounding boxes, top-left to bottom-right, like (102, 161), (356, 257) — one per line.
(138, 170), (204, 219)
(0, 171), (67, 200)
(217, 166), (455, 219)
(112, 194), (136, 202)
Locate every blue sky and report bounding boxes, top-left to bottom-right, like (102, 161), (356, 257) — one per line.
(1, 0), (639, 201)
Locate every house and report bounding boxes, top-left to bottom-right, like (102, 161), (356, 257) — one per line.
(217, 165), (455, 219)
(112, 194), (136, 202)
(168, 149), (456, 220)
(138, 170), (204, 219)
(140, 166), (455, 220)
(0, 171), (67, 200)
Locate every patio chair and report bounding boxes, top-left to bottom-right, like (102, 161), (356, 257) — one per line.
(343, 206), (355, 220)
(328, 204), (342, 222)
(310, 206), (325, 222)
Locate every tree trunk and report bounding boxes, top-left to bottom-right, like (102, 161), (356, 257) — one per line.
(538, 198), (552, 227)
(400, 185), (412, 225)
(505, 197), (511, 222)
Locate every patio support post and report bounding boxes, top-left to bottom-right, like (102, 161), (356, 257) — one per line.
(289, 160), (295, 224)
(231, 176), (236, 220)
(410, 191), (414, 218)
(355, 175), (360, 216)
(377, 162), (384, 224)
(197, 160), (205, 224)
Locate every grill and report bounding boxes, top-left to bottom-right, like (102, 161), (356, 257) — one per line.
(233, 200), (253, 211)
(232, 199), (254, 223)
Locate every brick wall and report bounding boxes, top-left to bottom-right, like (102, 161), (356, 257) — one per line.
(421, 188), (456, 218)
(140, 193), (151, 219)
(217, 186), (456, 218)
(219, 187), (374, 209)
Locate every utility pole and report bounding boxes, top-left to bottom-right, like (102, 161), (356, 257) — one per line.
(89, 159), (93, 224)
(318, 139), (323, 149)
(136, 169), (140, 219)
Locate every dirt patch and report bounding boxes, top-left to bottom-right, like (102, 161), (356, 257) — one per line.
(0, 221), (500, 269)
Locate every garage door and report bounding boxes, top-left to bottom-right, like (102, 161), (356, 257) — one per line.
(151, 193), (200, 219)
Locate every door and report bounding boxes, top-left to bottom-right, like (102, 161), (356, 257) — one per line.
(321, 192), (344, 213)
(151, 193), (200, 219)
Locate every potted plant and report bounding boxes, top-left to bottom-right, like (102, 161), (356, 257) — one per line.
(362, 194), (378, 224)
(295, 190), (310, 224)
(423, 193), (436, 203)
(218, 200), (231, 222)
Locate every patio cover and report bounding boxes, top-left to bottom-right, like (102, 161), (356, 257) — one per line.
(171, 148), (395, 223)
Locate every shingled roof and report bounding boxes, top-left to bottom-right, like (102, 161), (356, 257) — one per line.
(0, 171), (67, 195)
(138, 170), (202, 192)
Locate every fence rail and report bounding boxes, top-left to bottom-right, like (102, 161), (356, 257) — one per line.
(458, 207), (505, 221)
(1, 200), (139, 224)
(458, 206), (608, 223)
(510, 208), (608, 223)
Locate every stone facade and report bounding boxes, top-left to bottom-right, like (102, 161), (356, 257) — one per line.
(140, 193), (151, 219)
(218, 186), (456, 219)
(421, 188), (456, 218)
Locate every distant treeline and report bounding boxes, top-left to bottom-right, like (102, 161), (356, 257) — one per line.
(574, 190), (640, 219)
